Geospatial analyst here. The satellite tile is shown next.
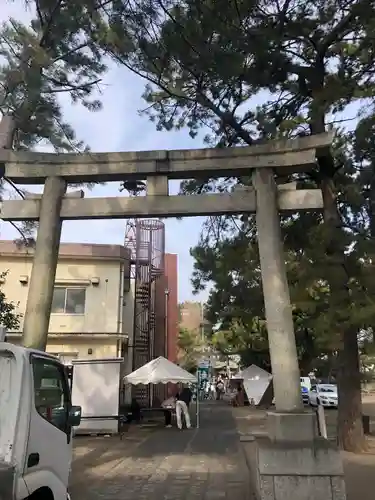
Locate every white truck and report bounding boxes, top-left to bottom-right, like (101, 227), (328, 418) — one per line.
(0, 341), (82, 500)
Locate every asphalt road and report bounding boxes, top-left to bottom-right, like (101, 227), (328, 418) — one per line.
(318, 396), (375, 439)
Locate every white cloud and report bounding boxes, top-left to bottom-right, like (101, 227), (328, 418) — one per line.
(0, 2), (210, 302)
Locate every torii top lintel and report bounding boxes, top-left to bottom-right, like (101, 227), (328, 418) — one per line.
(0, 132), (333, 185)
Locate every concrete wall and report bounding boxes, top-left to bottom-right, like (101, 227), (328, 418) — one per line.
(122, 278), (135, 340)
(1, 257), (124, 334)
(123, 278), (135, 383)
(165, 253), (178, 363)
(45, 338), (119, 360)
(0, 241), (131, 363)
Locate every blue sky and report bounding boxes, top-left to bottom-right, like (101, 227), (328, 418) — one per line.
(0, 1), (209, 303)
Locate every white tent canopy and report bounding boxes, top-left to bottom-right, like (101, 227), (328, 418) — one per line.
(124, 356), (197, 385)
(232, 364), (272, 406)
(233, 364), (272, 381)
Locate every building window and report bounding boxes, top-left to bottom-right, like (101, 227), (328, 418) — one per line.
(51, 287), (86, 314)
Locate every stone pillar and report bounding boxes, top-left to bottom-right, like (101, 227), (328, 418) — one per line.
(0, 114), (15, 149)
(147, 176), (168, 196)
(243, 168), (346, 500)
(241, 434), (346, 500)
(22, 177), (66, 351)
(252, 168), (302, 412)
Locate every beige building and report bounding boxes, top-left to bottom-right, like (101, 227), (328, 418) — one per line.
(0, 240), (133, 364)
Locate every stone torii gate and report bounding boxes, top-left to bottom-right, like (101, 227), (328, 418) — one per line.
(0, 125), (328, 411)
(0, 122), (345, 499)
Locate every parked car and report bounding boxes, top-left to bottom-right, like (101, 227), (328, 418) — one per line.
(300, 377), (311, 405)
(309, 384), (338, 408)
(301, 385), (310, 405)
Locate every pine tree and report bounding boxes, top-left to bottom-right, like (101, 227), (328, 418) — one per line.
(1, 1), (107, 151)
(99, 0), (375, 452)
(0, 1), (108, 239)
(177, 327), (202, 372)
(0, 1), (110, 346)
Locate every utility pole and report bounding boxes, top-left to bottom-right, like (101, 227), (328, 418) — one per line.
(164, 288), (169, 359)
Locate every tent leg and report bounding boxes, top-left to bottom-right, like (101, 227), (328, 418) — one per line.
(196, 393), (200, 428)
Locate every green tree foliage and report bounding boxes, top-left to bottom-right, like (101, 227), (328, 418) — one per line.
(211, 321), (271, 371)
(177, 327), (202, 372)
(358, 330), (375, 383)
(0, 271), (21, 330)
(1, 1), (107, 150)
(96, 0), (375, 452)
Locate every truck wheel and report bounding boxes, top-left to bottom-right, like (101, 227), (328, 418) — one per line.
(27, 487), (54, 500)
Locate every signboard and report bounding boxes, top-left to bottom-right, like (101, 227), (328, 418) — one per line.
(197, 366), (209, 392)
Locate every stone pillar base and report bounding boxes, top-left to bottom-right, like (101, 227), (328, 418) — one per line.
(267, 411), (317, 442)
(241, 434), (346, 500)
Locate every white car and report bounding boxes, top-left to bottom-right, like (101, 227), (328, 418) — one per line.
(309, 384), (338, 408)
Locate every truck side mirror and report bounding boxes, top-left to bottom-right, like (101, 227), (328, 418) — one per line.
(69, 406), (82, 427)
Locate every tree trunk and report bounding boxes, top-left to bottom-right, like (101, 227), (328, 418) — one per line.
(337, 328), (367, 452)
(368, 164), (375, 239)
(320, 175), (367, 452)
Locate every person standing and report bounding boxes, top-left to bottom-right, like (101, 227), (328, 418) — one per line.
(204, 380), (210, 400)
(126, 398), (141, 424)
(236, 383), (245, 407)
(216, 378), (224, 400)
(210, 381), (216, 400)
(176, 386), (192, 429)
(180, 386), (192, 407)
(161, 394), (176, 428)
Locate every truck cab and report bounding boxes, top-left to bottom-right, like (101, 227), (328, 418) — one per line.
(0, 342), (81, 499)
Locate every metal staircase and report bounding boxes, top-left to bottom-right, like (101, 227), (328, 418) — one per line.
(124, 218), (166, 407)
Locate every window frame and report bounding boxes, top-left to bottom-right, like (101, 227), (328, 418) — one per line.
(31, 355), (72, 437)
(51, 286), (86, 315)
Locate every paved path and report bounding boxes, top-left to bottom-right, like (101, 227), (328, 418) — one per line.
(70, 402), (251, 500)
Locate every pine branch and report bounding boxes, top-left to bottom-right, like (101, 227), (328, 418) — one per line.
(44, 76), (102, 93)
(38, 0), (64, 48)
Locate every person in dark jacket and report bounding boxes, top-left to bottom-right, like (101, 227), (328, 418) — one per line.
(127, 398), (141, 423)
(178, 386), (193, 408)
